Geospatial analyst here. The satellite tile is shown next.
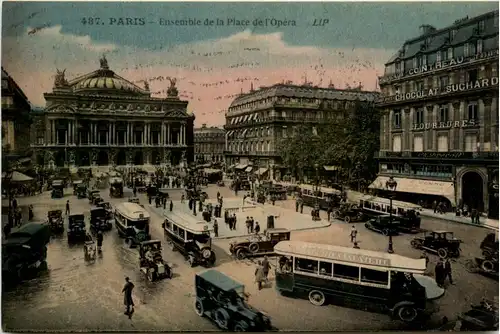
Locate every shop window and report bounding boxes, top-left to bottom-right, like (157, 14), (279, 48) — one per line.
(333, 263), (359, 281)
(415, 108), (424, 124)
(319, 261), (333, 277)
(438, 134), (449, 152)
(468, 102), (478, 120)
(477, 39), (483, 54)
(465, 134), (478, 152)
(413, 135), (424, 152)
(295, 257), (318, 274)
(436, 51), (442, 62)
(393, 110), (401, 128)
(392, 135), (402, 152)
(464, 43), (470, 57)
(478, 20), (485, 33)
(361, 268), (389, 285)
(439, 76), (449, 89)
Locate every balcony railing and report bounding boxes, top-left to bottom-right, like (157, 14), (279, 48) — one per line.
(31, 143), (187, 148)
(225, 116), (322, 129)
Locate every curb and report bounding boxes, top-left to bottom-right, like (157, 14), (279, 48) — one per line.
(213, 221), (332, 240)
(420, 212), (499, 231)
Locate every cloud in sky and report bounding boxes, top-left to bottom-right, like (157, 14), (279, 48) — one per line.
(3, 24), (394, 126)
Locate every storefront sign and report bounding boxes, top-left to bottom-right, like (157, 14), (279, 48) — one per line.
(379, 50), (499, 84)
(304, 247), (390, 266)
(379, 152), (499, 160)
(387, 77), (498, 103)
(412, 119), (478, 130)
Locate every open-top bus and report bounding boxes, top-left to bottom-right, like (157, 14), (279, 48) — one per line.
(357, 195), (422, 233)
(299, 184), (341, 211)
(162, 210), (216, 267)
(274, 240), (444, 323)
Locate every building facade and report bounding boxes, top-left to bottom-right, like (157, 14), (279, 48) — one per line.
(224, 84), (379, 180)
(373, 10), (499, 218)
(31, 56), (194, 171)
(2, 68), (32, 164)
(194, 124), (225, 163)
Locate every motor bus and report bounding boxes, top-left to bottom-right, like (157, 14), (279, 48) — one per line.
(114, 202), (151, 247)
(299, 184), (341, 211)
(274, 240), (444, 323)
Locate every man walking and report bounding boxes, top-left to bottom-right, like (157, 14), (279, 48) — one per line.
(255, 261), (265, 290)
(435, 259), (445, 288)
(65, 200), (71, 216)
(254, 222), (260, 235)
(444, 258), (454, 285)
(213, 220), (219, 237)
(122, 277), (135, 319)
(262, 256), (271, 280)
(350, 225), (357, 243)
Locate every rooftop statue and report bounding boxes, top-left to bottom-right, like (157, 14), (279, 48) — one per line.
(144, 81), (149, 91)
(54, 69), (69, 88)
(166, 76), (178, 97)
(100, 55), (109, 69)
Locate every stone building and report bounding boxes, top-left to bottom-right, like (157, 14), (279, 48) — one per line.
(31, 56), (194, 171)
(373, 10), (499, 218)
(2, 68), (32, 165)
(194, 124), (225, 163)
(224, 83), (379, 180)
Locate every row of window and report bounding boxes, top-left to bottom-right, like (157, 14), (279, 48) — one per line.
(392, 101), (479, 127)
(195, 144), (224, 153)
(294, 257), (389, 285)
(380, 163), (453, 178)
(230, 96), (352, 113)
(392, 133), (479, 152)
(227, 141), (273, 153)
(164, 220), (204, 242)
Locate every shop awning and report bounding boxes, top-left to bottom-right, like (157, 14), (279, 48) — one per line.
(227, 131), (234, 137)
(323, 165), (340, 171)
(369, 176), (455, 205)
(204, 168), (222, 174)
(245, 166), (253, 173)
(235, 164), (248, 170)
(242, 129), (248, 136)
(255, 168), (269, 176)
(243, 115), (249, 122)
(2, 171), (33, 182)
(252, 113), (258, 121)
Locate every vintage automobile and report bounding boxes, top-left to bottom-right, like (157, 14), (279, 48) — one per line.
(139, 240), (173, 281)
(2, 222), (51, 283)
(47, 209), (64, 234)
(480, 233), (498, 259)
(115, 202), (151, 247)
(67, 213), (87, 243)
(128, 197), (145, 208)
(365, 215), (400, 236)
(51, 180), (64, 199)
(109, 177), (124, 198)
(88, 190), (100, 203)
(97, 201), (113, 217)
(90, 207), (113, 231)
(94, 196), (104, 206)
(230, 228), (291, 260)
(72, 180), (84, 195)
(194, 269), (274, 331)
(76, 183), (87, 199)
(410, 230), (462, 258)
(440, 299), (499, 331)
(332, 203), (366, 223)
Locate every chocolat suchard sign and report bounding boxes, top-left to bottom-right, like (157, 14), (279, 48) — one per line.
(394, 76), (499, 102)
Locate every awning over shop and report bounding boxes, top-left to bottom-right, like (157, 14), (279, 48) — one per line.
(243, 115), (249, 122)
(252, 113), (258, 121)
(245, 166), (253, 173)
(203, 168), (222, 174)
(242, 129), (248, 136)
(255, 168), (269, 176)
(369, 176), (456, 206)
(235, 164), (248, 170)
(2, 171), (33, 182)
(323, 165), (340, 171)
(227, 131), (234, 137)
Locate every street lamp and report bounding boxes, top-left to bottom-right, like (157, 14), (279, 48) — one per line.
(385, 177), (398, 254)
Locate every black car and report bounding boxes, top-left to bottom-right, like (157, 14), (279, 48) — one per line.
(194, 270), (274, 331)
(410, 230), (462, 258)
(47, 209), (64, 234)
(2, 222), (50, 283)
(480, 233), (498, 259)
(364, 215), (400, 236)
(332, 203), (366, 223)
(51, 180), (64, 198)
(90, 207), (112, 231)
(139, 240), (173, 281)
(68, 213), (87, 243)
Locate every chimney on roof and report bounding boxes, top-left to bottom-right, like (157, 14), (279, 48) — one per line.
(420, 24), (436, 36)
(250, 82), (254, 92)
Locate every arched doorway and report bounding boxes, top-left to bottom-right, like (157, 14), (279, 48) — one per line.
(151, 150), (160, 165)
(462, 171), (484, 211)
(97, 151), (109, 166)
(78, 151), (90, 166)
(117, 150), (127, 166)
(55, 151), (65, 167)
(134, 151), (143, 165)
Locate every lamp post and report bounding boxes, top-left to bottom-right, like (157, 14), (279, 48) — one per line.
(385, 177), (398, 254)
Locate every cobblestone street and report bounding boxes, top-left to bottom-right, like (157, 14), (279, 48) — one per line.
(2, 185), (498, 331)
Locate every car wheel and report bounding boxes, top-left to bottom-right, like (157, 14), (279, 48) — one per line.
(481, 260), (495, 272)
(437, 248), (448, 259)
(308, 290), (326, 306)
(194, 298), (204, 317)
(397, 305), (418, 323)
(236, 248), (247, 260)
(214, 308), (230, 329)
(147, 269), (154, 282)
(344, 216), (351, 223)
(482, 250), (492, 258)
(382, 228), (389, 236)
(234, 320), (249, 332)
(187, 254), (195, 267)
(249, 243), (259, 253)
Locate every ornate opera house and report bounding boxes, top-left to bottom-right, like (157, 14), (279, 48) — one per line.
(31, 56), (194, 171)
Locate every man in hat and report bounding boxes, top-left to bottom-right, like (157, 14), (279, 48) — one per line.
(122, 277), (135, 319)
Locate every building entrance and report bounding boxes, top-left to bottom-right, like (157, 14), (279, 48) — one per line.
(461, 171), (484, 212)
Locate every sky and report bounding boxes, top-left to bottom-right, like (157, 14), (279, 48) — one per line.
(2, 1), (498, 126)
